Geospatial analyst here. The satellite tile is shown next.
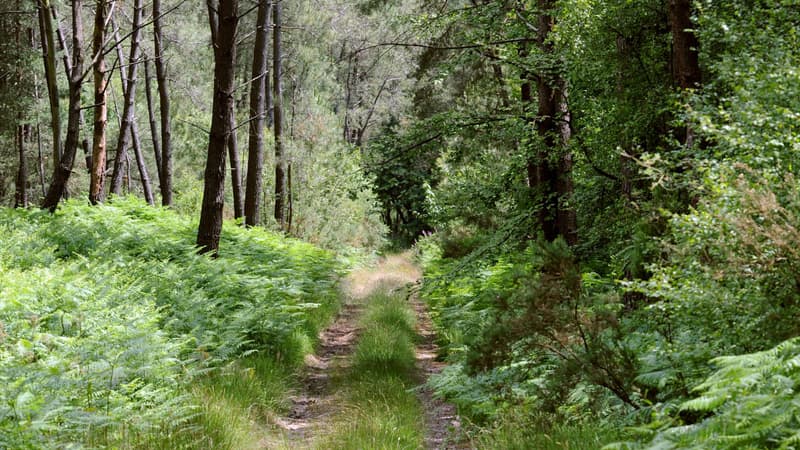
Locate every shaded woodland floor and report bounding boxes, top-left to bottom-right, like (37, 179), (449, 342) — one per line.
(275, 254), (465, 449)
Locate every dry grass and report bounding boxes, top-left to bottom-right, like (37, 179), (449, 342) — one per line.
(342, 252), (421, 300)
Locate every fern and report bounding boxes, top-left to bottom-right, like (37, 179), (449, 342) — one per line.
(633, 338), (800, 449)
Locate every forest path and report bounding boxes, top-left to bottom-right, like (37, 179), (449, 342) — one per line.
(272, 253), (464, 449)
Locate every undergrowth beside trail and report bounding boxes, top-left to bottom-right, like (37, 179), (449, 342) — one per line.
(0, 198), (341, 448)
(318, 289), (424, 449)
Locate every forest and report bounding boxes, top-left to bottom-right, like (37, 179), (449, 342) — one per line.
(1, 0), (799, 448)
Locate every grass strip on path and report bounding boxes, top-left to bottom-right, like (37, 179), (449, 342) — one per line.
(316, 288), (425, 449)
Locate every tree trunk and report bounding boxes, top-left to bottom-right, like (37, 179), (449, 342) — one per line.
(15, 125), (27, 208)
(50, 5), (91, 174)
(197, 0), (239, 254)
(37, 0), (61, 169)
(532, 0), (576, 244)
(144, 57), (163, 191)
(36, 125), (46, 198)
(132, 119), (155, 205)
(42, 0), (85, 211)
(669, 0), (702, 148)
(272, 0), (287, 229)
(153, 0), (173, 206)
(244, 0), (271, 227)
(110, 2), (147, 198)
(89, 0), (110, 205)
(228, 115), (244, 218)
(669, 0), (701, 91)
(208, 0), (243, 220)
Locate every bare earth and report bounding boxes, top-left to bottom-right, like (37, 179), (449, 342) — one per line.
(273, 254), (466, 449)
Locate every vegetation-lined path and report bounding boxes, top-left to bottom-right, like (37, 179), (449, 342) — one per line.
(276, 254), (463, 449)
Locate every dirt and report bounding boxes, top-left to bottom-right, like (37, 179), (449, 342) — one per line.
(274, 254), (466, 449)
(412, 294), (468, 450)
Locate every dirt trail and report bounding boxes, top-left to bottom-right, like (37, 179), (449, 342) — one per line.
(274, 253), (464, 449)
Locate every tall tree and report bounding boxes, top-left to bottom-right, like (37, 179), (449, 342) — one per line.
(208, 0), (244, 220)
(228, 115), (244, 219)
(42, 0), (86, 211)
(669, 0), (702, 148)
(15, 125), (27, 208)
(143, 57), (163, 191)
(50, 4), (91, 172)
(530, 0), (576, 244)
(109, 3), (154, 205)
(36, 0), (60, 168)
(88, 0), (110, 204)
(244, 0), (271, 226)
(153, 0), (173, 206)
(197, 0), (239, 253)
(272, 0), (287, 228)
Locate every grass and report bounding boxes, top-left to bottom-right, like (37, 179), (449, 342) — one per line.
(190, 356), (295, 449)
(317, 288), (425, 449)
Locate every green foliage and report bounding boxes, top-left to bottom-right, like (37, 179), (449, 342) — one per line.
(612, 338), (800, 450)
(0, 198), (341, 448)
(420, 235), (636, 426)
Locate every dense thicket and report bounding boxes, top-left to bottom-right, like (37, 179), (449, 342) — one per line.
(402, 0), (800, 447)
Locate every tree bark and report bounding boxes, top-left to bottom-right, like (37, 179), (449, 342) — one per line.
(144, 57), (163, 191)
(37, 0), (61, 169)
(50, 5), (91, 173)
(272, 0), (287, 229)
(42, 0), (85, 211)
(197, 0), (239, 254)
(132, 118), (155, 205)
(15, 125), (27, 208)
(530, 0), (576, 244)
(228, 115), (244, 218)
(110, 3), (149, 201)
(89, 0), (110, 205)
(244, 0), (271, 227)
(208, 0), (243, 220)
(669, 0), (702, 149)
(669, 0), (701, 91)
(153, 0), (173, 206)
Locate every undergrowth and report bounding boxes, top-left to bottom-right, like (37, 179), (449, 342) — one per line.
(0, 197), (341, 448)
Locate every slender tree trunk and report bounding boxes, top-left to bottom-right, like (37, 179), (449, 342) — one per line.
(110, 2), (149, 201)
(42, 0), (85, 211)
(144, 57), (163, 191)
(89, 0), (110, 205)
(15, 125), (27, 208)
(244, 0), (270, 227)
(228, 116), (244, 219)
(272, 0), (287, 229)
(153, 0), (173, 206)
(197, 0), (239, 254)
(132, 121), (155, 205)
(50, 5), (91, 173)
(37, 125), (46, 198)
(37, 0), (61, 168)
